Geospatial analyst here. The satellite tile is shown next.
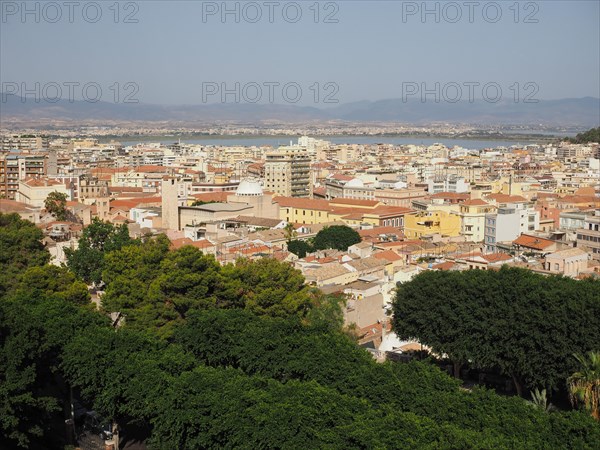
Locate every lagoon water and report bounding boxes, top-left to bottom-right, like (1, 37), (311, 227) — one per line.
(115, 135), (562, 149)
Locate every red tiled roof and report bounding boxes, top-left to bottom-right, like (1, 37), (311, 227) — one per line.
(432, 261), (455, 271)
(482, 253), (512, 263)
(274, 197), (331, 211)
(485, 194), (528, 203)
(190, 192), (230, 203)
(330, 198), (380, 208)
(372, 249), (403, 263)
(135, 165), (169, 173)
(461, 199), (489, 206)
(513, 234), (555, 250)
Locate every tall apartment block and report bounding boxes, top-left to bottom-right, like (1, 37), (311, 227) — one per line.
(264, 146), (312, 198)
(0, 152), (47, 200)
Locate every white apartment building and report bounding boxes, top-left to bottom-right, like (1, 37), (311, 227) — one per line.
(484, 202), (540, 252)
(427, 175), (469, 194)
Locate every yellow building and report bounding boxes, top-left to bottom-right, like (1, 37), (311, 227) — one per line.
(404, 210), (461, 239)
(275, 197), (331, 224)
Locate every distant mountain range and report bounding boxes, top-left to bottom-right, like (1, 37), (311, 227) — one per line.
(1, 94), (598, 127)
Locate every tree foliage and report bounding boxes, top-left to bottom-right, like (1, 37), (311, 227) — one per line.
(392, 267), (600, 395)
(44, 191), (68, 221)
(0, 213), (49, 294)
(65, 218), (138, 284)
(287, 239), (313, 258)
(566, 127), (600, 144)
(313, 225), (361, 251)
(101, 241), (315, 337)
(0, 275), (106, 448)
(2, 219), (600, 448)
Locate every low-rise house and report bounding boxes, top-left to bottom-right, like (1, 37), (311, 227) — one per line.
(512, 234), (562, 255)
(455, 252), (513, 270)
(348, 241), (373, 258)
(0, 198), (41, 223)
(543, 247), (589, 277)
(343, 280), (385, 330)
(302, 263), (357, 287)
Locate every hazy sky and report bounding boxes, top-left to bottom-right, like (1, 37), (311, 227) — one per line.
(1, 1), (599, 105)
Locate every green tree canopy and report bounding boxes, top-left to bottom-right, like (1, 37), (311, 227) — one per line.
(566, 127), (600, 144)
(313, 225), (361, 251)
(287, 239), (312, 258)
(0, 213), (49, 294)
(44, 191), (68, 221)
(392, 267), (600, 396)
(65, 218), (138, 284)
(101, 241), (316, 337)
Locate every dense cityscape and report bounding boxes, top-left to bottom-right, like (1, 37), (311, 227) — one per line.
(1, 126), (599, 448)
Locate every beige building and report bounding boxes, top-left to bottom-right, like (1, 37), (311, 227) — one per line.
(544, 247), (589, 277)
(264, 146), (312, 197)
(576, 210), (600, 260)
(16, 177), (71, 208)
(457, 199), (497, 242)
(162, 177), (279, 232)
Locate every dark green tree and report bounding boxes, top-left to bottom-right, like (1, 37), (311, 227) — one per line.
(287, 239), (313, 258)
(566, 127), (600, 144)
(0, 213), (49, 294)
(65, 218), (138, 284)
(393, 267), (600, 395)
(313, 225), (361, 251)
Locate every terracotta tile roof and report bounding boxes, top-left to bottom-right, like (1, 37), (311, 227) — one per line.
(557, 195), (599, 206)
(329, 173), (354, 181)
(274, 197), (331, 211)
(135, 165), (169, 173)
(513, 234), (555, 250)
(574, 186), (596, 196)
(461, 199), (489, 206)
(190, 192), (230, 203)
(485, 194), (528, 203)
(432, 261), (456, 271)
(0, 199), (37, 212)
(330, 198), (381, 208)
(482, 253), (512, 263)
(372, 249), (403, 263)
(22, 177), (65, 187)
(170, 237), (195, 249)
(110, 197), (161, 211)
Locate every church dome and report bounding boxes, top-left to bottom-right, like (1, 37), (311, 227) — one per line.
(236, 179), (263, 196)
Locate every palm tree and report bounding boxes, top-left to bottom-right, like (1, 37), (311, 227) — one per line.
(528, 388), (555, 412)
(284, 222), (297, 241)
(568, 352), (600, 421)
